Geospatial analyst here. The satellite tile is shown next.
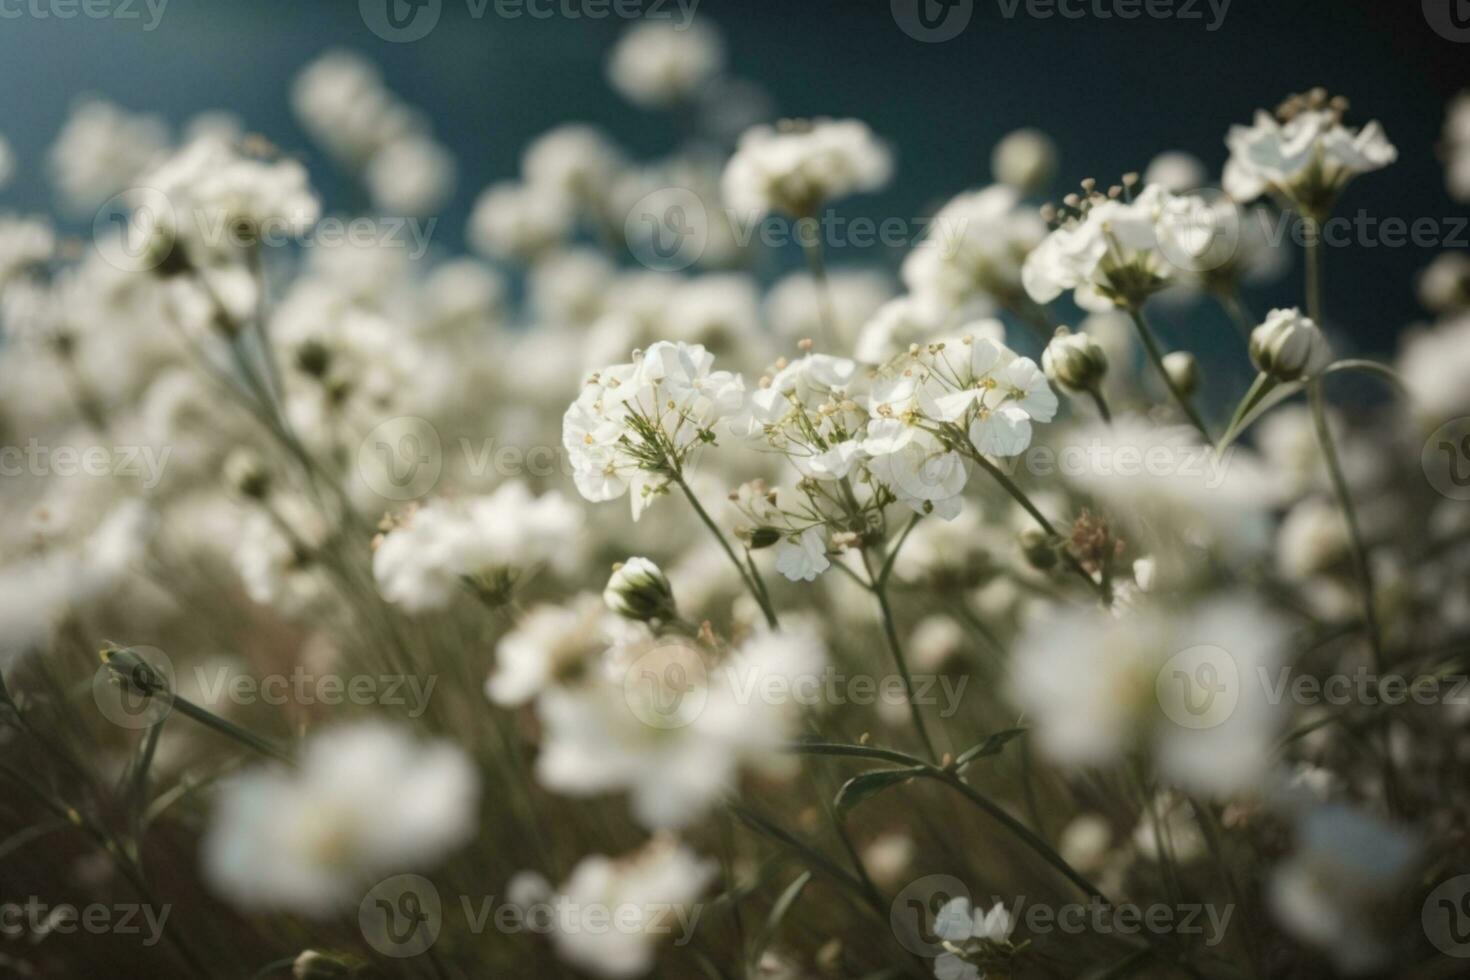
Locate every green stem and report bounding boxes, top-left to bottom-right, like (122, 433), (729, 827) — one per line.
(1304, 219), (1324, 326)
(673, 475), (779, 629)
(966, 449), (1107, 601)
(1217, 288), (1256, 342)
(1127, 307), (1214, 445)
(799, 223), (839, 350)
(861, 549), (940, 764)
(1087, 388), (1113, 423)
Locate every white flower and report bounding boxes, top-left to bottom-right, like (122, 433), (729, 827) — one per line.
(1396, 313), (1470, 420)
(488, 594), (646, 707)
(1224, 97), (1395, 216)
(48, 98), (169, 212)
(291, 51), (420, 168)
(1022, 182), (1178, 312)
(604, 556), (677, 623)
(536, 626), (826, 828)
(1446, 93), (1470, 203)
(1268, 805), (1418, 974)
(0, 215), (55, 291)
(468, 180), (573, 261)
(233, 498), (329, 616)
(550, 838), (716, 978)
(991, 127), (1056, 194)
(607, 20), (725, 109)
(372, 483), (584, 612)
(722, 118), (892, 218)
(1010, 595), (1289, 796)
(563, 341), (744, 520)
(1041, 326), (1108, 393)
(1143, 151), (1207, 193)
(774, 525), (830, 582)
(364, 135), (455, 216)
(522, 124), (625, 206)
(854, 294), (946, 363)
(203, 723), (479, 915)
(902, 185), (1046, 312)
(933, 897), (1013, 944)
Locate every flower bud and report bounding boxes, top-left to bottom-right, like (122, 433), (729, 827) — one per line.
(293, 950), (361, 979)
(604, 557), (677, 623)
(992, 128), (1057, 195)
(1019, 527), (1058, 571)
(223, 448), (270, 499)
(738, 526), (783, 550)
(1162, 351), (1199, 398)
(1041, 327), (1108, 394)
(1249, 308), (1330, 381)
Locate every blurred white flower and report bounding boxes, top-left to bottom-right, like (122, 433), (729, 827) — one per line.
(1396, 313), (1470, 420)
(468, 180), (573, 261)
(536, 626), (825, 828)
(550, 837), (716, 978)
(204, 722), (479, 915)
(608, 20), (725, 109)
(523, 124), (625, 207)
(722, 118), (892, 218)
(489, 593), (646, 707)
(902, 185), (1046, 314)
(1011, 594), (1289, 796)
(1143, 151), (1207, 193)
(991, 127), (1056, 194)
(291, 51), (421, 169)
(1445, 92), (1470, 203)
(765, 269), (894, 346)
(48, 98), (169, 212)
(1268, 804), (1418, 974)
(0, 214), (55, 292)
(364, 135), (455, 216)
(373, 482), (583, 612)
(1224, 94), (1395, 217)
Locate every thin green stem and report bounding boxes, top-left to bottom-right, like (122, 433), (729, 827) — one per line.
(1127, 307), (1214, 445)
(861, 548), (940, 764)
(965, 449), (1106, 601)
(1304, 219), (1324, 326)
(673, 475), (780, 629)
(799, 223), (839, 350)
(1217, 288), (1257, 343)
(1087, 388), (1113, 423)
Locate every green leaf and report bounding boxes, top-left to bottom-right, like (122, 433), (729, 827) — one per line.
(834, 767), (923, 812)
(953, 728), (1027, 770)
(750, 871), (812, 967)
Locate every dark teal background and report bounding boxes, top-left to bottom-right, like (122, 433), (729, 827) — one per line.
(0, 0), (1465, 357)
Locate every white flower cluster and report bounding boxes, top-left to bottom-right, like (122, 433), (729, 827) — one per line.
(563, 341), (744, 519)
